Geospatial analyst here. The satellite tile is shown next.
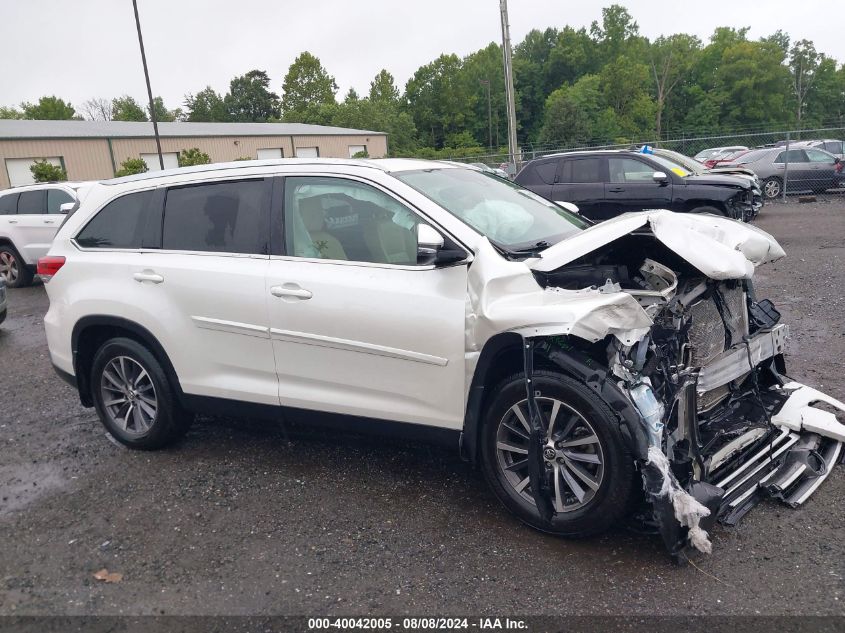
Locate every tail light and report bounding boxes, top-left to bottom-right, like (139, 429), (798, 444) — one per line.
(37, 256), (66, 282)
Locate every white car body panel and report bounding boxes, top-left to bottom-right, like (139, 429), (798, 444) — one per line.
(267, 256), (468, 428)
(531, 210), (785, 279)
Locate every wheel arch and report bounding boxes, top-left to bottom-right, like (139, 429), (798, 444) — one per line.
(462, 333), (649, 465)
(71, 316), (183, 408)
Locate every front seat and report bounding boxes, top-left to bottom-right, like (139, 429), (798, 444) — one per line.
(298, 197), (347, 260)
(361, 203), (417, 265)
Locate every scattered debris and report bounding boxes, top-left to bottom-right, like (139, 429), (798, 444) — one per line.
(93, 569), (123, 583)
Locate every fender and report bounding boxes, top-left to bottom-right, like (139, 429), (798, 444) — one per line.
(461, 332), (649, 464)
(71, 315), (184, 407)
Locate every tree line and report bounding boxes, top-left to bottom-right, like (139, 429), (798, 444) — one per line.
(3, 5), (844, 159)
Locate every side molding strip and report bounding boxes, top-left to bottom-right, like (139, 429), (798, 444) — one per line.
(191, 316), (270, 339)
(269, 327), (448, 366)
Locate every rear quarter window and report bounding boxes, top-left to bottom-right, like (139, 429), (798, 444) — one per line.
(76, 190), (153, 248)
(0, 193), (18, 215)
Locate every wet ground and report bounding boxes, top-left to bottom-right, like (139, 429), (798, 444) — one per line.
(0, 200), (843, 616)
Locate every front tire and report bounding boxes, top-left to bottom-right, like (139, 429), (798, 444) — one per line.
(763, 177), (782, 199)
(0, 246), (33, 288)
(90, 337), (192, 450)
(480, 371), (634, 537)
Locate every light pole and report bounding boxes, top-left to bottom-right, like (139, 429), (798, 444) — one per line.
(499, 0), (518, 174)
(131, 0), (164, 170)
(479, 79), (492, 151)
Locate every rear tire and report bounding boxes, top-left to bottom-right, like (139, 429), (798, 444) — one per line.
(90, 337), (192, 450)
(480, 370), (634, 538)
(0, 246), (33, 288)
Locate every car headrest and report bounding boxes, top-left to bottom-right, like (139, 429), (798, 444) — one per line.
(299, 197), (325, 232)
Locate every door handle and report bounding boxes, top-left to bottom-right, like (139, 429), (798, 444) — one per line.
(270, 284), (312, 300)
(607, 187), (625, 193)
(7, 220), (17, 224)
(133, 271), (164, 284)
(43, 219), (57, 224)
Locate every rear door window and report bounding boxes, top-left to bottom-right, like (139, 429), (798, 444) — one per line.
(76, 190), (153, 249)
(806, 149), (835, 164)
(566, 158), (602, 183)
(162, 179), (269, 255)
(17, 190), (46, 215)
(823, 141), (843, 154)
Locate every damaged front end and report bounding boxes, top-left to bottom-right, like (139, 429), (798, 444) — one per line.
(497, 211), (845, 563)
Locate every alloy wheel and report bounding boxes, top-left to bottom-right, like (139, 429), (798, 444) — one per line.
(0, 252), (19, 284)
(100, 356), (158, 435)
(495, 397), (604, 512)
(764, 179), (781, 199)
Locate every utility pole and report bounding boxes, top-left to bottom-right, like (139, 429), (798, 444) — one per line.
(132, 0), (164, 170)
(499, 0), (518, 175)
(479, 79), (492, 150)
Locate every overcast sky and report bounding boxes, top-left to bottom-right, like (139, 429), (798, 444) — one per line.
(1, 0), (842, 112)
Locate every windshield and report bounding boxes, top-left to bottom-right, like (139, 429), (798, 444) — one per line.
(656, 150), (704, 174)
(647, 154), (692, 177)
(394, 168), (588, 250)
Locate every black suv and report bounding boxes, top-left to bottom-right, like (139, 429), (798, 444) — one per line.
(515, 150), (757, 222)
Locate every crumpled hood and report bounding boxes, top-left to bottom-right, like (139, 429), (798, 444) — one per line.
(530, 210), (786, 280)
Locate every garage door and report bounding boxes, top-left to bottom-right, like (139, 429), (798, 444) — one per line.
(257, 148), (283, 159)
(140, 152), (179, 171)
(295, 147), (319, 158)
(348, 145), (367, 158)
(5, 157), (62, 187)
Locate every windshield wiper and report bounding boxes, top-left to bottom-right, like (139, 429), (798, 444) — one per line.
(509, 240), (551, 256)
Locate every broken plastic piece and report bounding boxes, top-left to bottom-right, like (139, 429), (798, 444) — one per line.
(772, 382), (845, 442)
(647, 446), (713, 554)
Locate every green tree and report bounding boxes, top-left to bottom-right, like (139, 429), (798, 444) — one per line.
(461, 43), (507, 147)
(112, 95), (148, 121)
(149, 96), (176, 122)
(114, 158), (148, 177)
(224, 70), (280, 122)
(714, 39), (791, 127)
(789, 39), (820, 125)
(803, 56), (844, 126)
(590, 5), (641, 63)
(21, 96), (77, 120)
(0, 106), (23, 119)
(649, 34), (701, 139)
(30, 160), (67, 182)
(512, 28), (558, 141)
(405, 53), (474, 149)
(178, 147), (211, 167)
(184, 87), (229, 122)
(368, 69), (400, 103)
(539, 75), (608, 145)
(281, 52), (338, 121)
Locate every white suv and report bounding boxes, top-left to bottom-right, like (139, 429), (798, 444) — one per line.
(41, 159), (845, 560)
(0, 182), (89, 287)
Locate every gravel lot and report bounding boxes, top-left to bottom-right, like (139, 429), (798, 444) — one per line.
(0, 200), (843, 617)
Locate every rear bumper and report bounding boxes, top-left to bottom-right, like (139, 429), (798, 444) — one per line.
(51, 362), (77, 390)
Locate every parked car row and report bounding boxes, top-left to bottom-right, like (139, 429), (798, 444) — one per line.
(514, 149), (759, 222)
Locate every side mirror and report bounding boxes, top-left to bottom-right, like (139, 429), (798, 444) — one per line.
(652, 171), (669, 183)
(59, 202), (75, 214)
(553, 200), (580, 214)
(416, 224), (465, 266)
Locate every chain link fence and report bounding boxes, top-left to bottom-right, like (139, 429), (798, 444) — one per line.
(451, 125), (845, 202)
